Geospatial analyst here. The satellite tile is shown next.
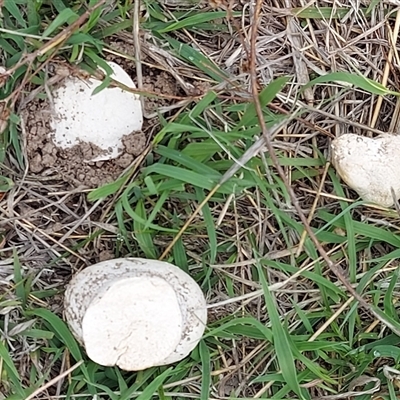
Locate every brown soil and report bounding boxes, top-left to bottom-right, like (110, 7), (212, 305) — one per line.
(141, 71), (179, 114)
(22, 98), (147, 188)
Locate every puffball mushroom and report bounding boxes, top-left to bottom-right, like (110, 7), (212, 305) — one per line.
(64, 258), (207, 371)
(50, 61), (143, 162)
(331, 133), (400, 207)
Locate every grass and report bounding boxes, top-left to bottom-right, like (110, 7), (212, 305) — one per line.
(2, 0), (400, 399)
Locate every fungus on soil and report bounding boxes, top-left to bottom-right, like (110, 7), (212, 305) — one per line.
(23, 61), (145, 188)
(64, 258), (207, 371)
(331, 133), (400, 207)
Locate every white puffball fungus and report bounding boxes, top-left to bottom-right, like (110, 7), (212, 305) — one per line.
(50, 61), (143, 162)
(331, 133), (400, 207)
(64, 258), (207, 371)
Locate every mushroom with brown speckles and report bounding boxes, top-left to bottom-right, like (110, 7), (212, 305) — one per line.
(64, 258), (207, 371)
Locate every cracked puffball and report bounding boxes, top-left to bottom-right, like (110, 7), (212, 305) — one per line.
(64, 258), (207, 371)
(51, 61), (143, 162)
(331, 133), (400, 207)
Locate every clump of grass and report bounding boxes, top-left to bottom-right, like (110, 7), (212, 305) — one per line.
(2, 0), (400, 399)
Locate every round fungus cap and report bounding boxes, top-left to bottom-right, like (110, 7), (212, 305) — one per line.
(64, 258), (207, 371)
(331, 133), (400, 207)
(50, 61), (143, 162)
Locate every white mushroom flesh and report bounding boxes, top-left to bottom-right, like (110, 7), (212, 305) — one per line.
(50, 61), (143, 162)
(82, 277), (182, 370)
(331, 133), (400, 207)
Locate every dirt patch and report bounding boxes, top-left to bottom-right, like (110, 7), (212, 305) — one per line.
(22, 98), (146, 188)
(142, 70), (179, 114)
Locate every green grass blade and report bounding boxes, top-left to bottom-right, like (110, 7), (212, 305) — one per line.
(369, 306), (400, 337)
(329, 170), (357, 282)
(144, 164), (219, 190)
(0, 340), (24, 397)
(383, 269), (399, 322)
(292, 7), (367, 19)
(52, 0), (68, 13)
(172, 237), (189, 273)
(305, 71), (399, 96)
(199, 340), (211, 400)
(366, 0), (380, 14)
(317, 210), (400, 248)
(257, 262), (304, 399)
(26, 309), (82, 362)
(143, 190), (170, 230)
(26, 1), (40, 26)
(134, 199), (158, 259)
(195, 187), (217, 264)
(158, 11), (231, 33)
(42, 8), (79, 37)
(166, 37), (229, 82)
(156, 145), (222, 177)
(121, 190), (178, 233)
(238, 76), (289, 127)
(85, 0), (103, 31)
(133, 368), (173, 400)
(4, 1), (27, 27)
(182, 91), (217, 124)
(204, 316), (273, 341)
(88, 174), (130, 201)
